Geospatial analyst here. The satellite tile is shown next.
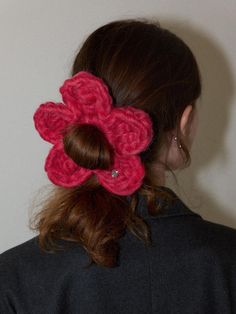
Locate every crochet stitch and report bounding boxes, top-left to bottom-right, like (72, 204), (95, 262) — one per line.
(33, 71), (154, 195)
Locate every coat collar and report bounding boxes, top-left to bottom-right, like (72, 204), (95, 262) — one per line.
(135, 186), (202, 220)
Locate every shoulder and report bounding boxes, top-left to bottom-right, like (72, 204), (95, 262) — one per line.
(196, 218), (236, 263)
(0, 235), (88, 265)
(0, 236), (38, 267)
(146, 207), (236, 266)
(180, 218), (236, 294)
(0, 236), (39, 286)
(178, 215), (236, 269)
(185, 215), (236, 251)
(0, 237), (39, 311)
(0, 235), (88, 284)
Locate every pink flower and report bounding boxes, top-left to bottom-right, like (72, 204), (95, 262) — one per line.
(33, 71), (153, 195)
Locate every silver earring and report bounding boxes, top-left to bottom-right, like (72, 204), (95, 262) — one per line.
(173, 136), (182, 149)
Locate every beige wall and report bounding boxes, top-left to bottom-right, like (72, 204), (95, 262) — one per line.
(0, 0), (235, 252)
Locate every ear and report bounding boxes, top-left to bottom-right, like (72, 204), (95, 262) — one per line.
(180, 105), (194, 137)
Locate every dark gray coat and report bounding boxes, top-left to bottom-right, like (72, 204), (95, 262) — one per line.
(1, 188), (236, 313)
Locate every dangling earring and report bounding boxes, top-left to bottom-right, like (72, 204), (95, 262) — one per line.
(173, 136), (182, 149)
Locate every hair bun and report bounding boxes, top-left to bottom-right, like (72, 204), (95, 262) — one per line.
(63, 123), (114, 170)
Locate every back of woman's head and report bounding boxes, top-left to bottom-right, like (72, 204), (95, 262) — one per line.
(30, 18), (201, 268)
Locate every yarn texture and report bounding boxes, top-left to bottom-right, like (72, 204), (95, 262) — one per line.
(33, 71), (153, 195)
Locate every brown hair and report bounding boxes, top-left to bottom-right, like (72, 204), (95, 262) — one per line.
(29, 18), (201, 268)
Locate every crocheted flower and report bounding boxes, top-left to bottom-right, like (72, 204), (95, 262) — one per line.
(33, 71), (153, 195)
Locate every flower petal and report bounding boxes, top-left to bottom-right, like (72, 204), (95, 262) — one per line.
(45, 143), (93, 187)
(33, 102), (76, 144)
(59, 71), (112, 120)
(94, 154), (145, 195)
(105, 106), (154, 156)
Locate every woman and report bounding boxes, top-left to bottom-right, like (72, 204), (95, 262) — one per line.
(0, 18), (236, 313)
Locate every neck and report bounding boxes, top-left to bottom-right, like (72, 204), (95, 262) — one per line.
(149, 162), (166, 186)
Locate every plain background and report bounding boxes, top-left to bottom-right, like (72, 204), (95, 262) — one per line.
(0, 0), (235, 253)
